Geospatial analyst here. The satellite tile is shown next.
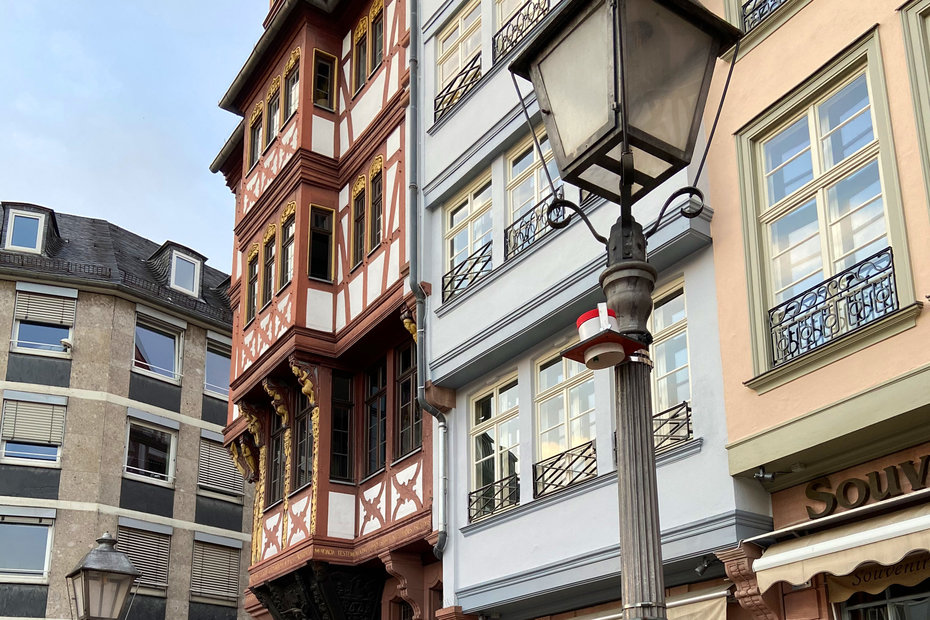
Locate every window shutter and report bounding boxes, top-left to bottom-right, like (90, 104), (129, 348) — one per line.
(198, 440), (245, 496)
(116, 527), (170, 589)
(190, 541), (240, 601)
(14, 292), (76, 326)
(1, 400), (66, 445)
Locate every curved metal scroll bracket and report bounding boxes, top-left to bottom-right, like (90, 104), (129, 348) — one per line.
(643, 186), (705, 240)
(546, 196), (609, 246)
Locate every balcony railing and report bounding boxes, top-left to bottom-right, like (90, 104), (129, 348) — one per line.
(442, 240), (492, 302)
(741, 0), (790, 33)
(533, 439), (597, 498)
(504, 193), (563, 261)
(653, 401), (693, 452)
(768, 247), (898, 367)
(468, 473), (519, 522)
(434, 54), (482, 121)
(493, 0), (551, 61)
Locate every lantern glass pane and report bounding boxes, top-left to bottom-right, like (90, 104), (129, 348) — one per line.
(537, 0), (611, 162)
(623, 0), (714, 152)
(579, 163), (622, 195)
(70, 573), (86, 618)
(87, 571), (104, 618)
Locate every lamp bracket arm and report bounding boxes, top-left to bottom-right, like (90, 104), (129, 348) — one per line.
(644, 186), (705, 240)
(546, 195), (608, 246)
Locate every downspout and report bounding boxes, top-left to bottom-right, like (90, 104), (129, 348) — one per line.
(408, 0), (448, 559)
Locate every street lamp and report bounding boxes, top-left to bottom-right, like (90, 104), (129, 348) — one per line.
(66, 532), (141, 620)
(510, 1), (740, 619)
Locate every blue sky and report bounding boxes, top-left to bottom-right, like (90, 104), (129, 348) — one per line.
(0, 2), (269, 273)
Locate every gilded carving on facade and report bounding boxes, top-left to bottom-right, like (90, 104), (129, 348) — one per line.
(239, 436), (259, 481)
(290, 357), (318, 403)
(284, 47), (301, 76)
(250, 101), (264, 126)
(263, 223), (277, 245)
(247, 243), (260, 263)
(355, 17), (369, 42)
(267, 75), (281, 99)
(281, 425), (292, 548)
(282, 200), (296, 224)
(252, 444), (267, 564)
(352, 175), (366, 198)
(310, 405), (320, 535)
(369, 155), (383, 178)
(263, 377), (291, 427)
(238, 401), (264, 447)
(369, 0), (384, 21)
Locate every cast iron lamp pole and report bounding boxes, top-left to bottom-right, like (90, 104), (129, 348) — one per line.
(509, 1), (740, 618)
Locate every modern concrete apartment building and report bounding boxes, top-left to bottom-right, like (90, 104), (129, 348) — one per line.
(0, 202), (250, 620)
(701, 0), (930, 618)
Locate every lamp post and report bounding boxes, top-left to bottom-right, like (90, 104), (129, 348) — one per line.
(66, 532), (140, 620)
(510, 1), (740, 619)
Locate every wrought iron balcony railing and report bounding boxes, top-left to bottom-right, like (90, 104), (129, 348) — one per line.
(504, 193), (563, 260)
(768, 247), (898, 367)
(533, 439), (597, 498)
(468, 473), (519, 522)
(442, 240), (492, 302)
(493, 0), (551, 61)
(434, 54), (482, 121)
(653, 401), (693, 452)
(741, 0), (790, 33)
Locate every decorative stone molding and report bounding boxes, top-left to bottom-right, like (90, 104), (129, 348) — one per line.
(370, 154), (384, 178)
(281, 200), (296, 224)
(267, 75), (281, 99)
(284, 47), (301, 76)
(355, 16), (369, 43)
(250, 101), (264, 126)
(247, 242), (260, 262)
(370, 0), (384, 21)
(381, 551), (425, 619)
(263, 223), (276, 245)
(717, 542), (780, 620)
(353, 175), (367, 198)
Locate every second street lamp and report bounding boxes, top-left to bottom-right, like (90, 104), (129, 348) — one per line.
(511, 1), (740, 619)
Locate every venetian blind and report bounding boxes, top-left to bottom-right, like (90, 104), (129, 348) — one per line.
(197, 440), (244, 496)
(190, 541), (241, 601)
(116, 527), (170, 589)
(0, 400), (66, 445)
(14, 292), (76, 326)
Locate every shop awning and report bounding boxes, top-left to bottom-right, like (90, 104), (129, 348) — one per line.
(753, 502), (930, 593)
(666, 585), (730, 620)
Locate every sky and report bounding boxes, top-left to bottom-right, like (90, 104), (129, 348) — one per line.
(0, 1), (271, 273)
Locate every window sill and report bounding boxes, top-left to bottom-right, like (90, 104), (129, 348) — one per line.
(359, 468), (386, 485)
(203, 389), (229, 402)
(135, 585), (168, 598)
(289, 480), (313, 498)
(314, 103), (336, 113)
(0, 574), (49, 585)
(276, 280), (292, 295)
(190, 594), (238, 607)
(122, 471), (176, 490)
(197, 488), (244, 504)
(260, 300), (273, 313)
(10, 346), (71, 360)
(263, 498), (284, 513)
(3, 245), (42, 255)
(391, 446), (423, 468)
(168, 283), (200, 299)
(745, 302), (923, 395)
(655, 437), (703, 467)
(0, 456), (61, 469)
(262, 136), (278, 155)
(308, 275), (334, 285)
(244, 317), (256, 330)
(329, 478), (356, 487)
(131, 365), (181, 386)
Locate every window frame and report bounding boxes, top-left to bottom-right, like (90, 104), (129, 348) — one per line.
(265, 80), (282, 149)
(354, 17), (369, 94)
(190, 540), (241, 606)
(10, 289), (76, 359)
(248, 104), (263, 170)
(262, 229), (276, 309)
(364, 358), (388, 477)
(370, 2), (384, 74)
(0, 516), (54, 583)
(245, 247), (259, 324)
(436, 0), (482, 91)
(279, 207), (296, 291)
(124, 419), (178, 487)
(737, 35), (915, 387)
(0, 396), (67, 467)
(266, 414), (287, 508)
(293, 391), (314, 491)
(444, 175), (493, 273)
(369, 158), (384, 252)
(4, 209), (45, 254)
(650, 283), (690, 414)
(283, 46), (300, 122)
(470, 377), (520, 492)
(169, 250), (201, 297)
(131, 316), (183, 384)
(197, 438), (245, 502)
(309, 205), (335, 282)
(533, 353), (595, 462)
(394, 341), (420, 460)
(204, 339), (231, 399)
(352, 177), (367, 268)
(506, 129), (560, 225)
(116, 525), (171, 594)
(313, 49), (338, 112)
(330, 371), (354, 483)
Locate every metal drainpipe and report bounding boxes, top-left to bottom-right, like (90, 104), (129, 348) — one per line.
(408, 0), (448, 560)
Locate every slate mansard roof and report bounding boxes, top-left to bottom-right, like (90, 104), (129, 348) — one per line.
(0, 202), (232, 328)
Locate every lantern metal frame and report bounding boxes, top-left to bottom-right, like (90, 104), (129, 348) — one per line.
(66, 532), (141, 620)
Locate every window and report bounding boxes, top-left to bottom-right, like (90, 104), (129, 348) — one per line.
(170, 251), (200, 297)
(204, 341), (231, 398)
(496, 0), (523, 27)
(246, 250), (259, 322)
(353, 179), (367, 267)
(125, 421), (177, 483)
(354, 18), (369, 93)
(190, 541), (241, 604)
(470, 378), (519, 518)
(266, 87), (281, 147)
(370, 4), (384, 72)
(285, 59), (300, 120)
(370, 162), (383, 250)
(535, 356), (594, 460)
(365, 359), (387, 475)
(507, 132), (560, 225)
(314, 51), (337, 110)
(267, 415), (286, 506)
(395, 342), (420, 458)
(437, 1), (481, 91)
(249, 107), (262, 169)
(280, 210), (295, 289)
(309, 207), (334, 281)
(0, 517), (52, 579)
(445, 179), (492, 271)
(5, 210), (45, 253)
(294, 391), (314, 489)
(262, 232), (276, 307)
(651, 289), (689, 412)
(133, 318), (181, 382)
(331, 372), (353, 482)
(198, 439), (244, 498)
(1, 397), (66, 463)
(116, 526), (170, 592)
(11, 289), (76, 356)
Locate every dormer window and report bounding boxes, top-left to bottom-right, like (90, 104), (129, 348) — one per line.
(5, 210), (45, 253)
(170, 250), (201, 297)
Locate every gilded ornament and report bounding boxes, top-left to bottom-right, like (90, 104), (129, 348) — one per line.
(262, 378), (291, 427)
(228, 442), (248, 479)
(285, 47), (301, 76)
(352, 175), (366, 198)
(267, 75), (281, 99)
(403, 318), (417, 342)
(310, 405), (320, 536)
(240, 437), (259, 481)
(238, 401), (264, 447)
(246, 243), (260, 263)
(369, 0), (384, 22)
(263, 223), (277, 245)
(289, 357), (318, 403)
(281, 425), (292, 548)
(281, 200), (296, 224)
(369, 155), (383, 178)
(355, 17), (369, 43)
(249, 101), (264, 127)
(252, 444), (267, 564)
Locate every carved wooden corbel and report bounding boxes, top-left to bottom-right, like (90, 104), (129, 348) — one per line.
(263, 377), (292, 427)
(717, 543), (780, 620)
(237, 436), (259, 482)
(238, 401), (264, 447)
(380, 551), (425, 619)
(289, 357), (318, 405)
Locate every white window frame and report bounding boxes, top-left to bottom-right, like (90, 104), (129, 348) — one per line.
(10, 285), (77, 359)
(204, 335), (232, 400)
(650, 283), (690, 414)
(131, 314), (183, 384)
(169, 250), (201, 297)
(437, 0), (482, 91)
(506, 130), (560, 225)
(197, 437), (244, 502)
(123, 419), (178, 487)
(4, 209), (45, 253)
(470, 377), (520, 492)
(533, 353), (595, 462)
(0, 513), (54, 584)
(444, 175), (493, 273)
(0, 393), (67, 468)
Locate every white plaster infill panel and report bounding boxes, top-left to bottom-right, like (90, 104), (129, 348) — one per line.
(328, 491), (356, 539)
(387, 126), (401, 158)
(367, 253), (385, 306)
(340, 119), (349, 156)
(262, 512), (282, 560)
(388, 53), (399, 98)
(336, 290), (346, 332)
(289, 496), (311, 546)
(388, 240), (400, 287)
(306, 288), (335, 332)
(358, 481), (386, 536)
(391, 461), (422, 521)
(351, 72), (386, 138)
(348, 275), (364, 321)
(342, 32), (351, 66)
(387, 163), (399, 233)
(312, 115), (335, 158)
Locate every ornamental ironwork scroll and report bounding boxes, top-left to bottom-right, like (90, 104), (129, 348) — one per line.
(441, 240), (492, 302)
(504, 192), (563, 260)
(742, 0), (790, 33)
(493, 0), (551, 61)
(434, 54), (482, 121)
(768, 247), (898, 367)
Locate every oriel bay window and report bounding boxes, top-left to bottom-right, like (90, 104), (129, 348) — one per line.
(262, 228), (276, 307)
(352, 178), (367, 267)
(284, 47), (300, 120)
(309, 206), (334, 281)
(469, 378), (519, 521)
(313, 50), (337, 111)
(365, 359), (387, 476)
(534, 355), (595, 497)
(395, 342), (420, 458)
